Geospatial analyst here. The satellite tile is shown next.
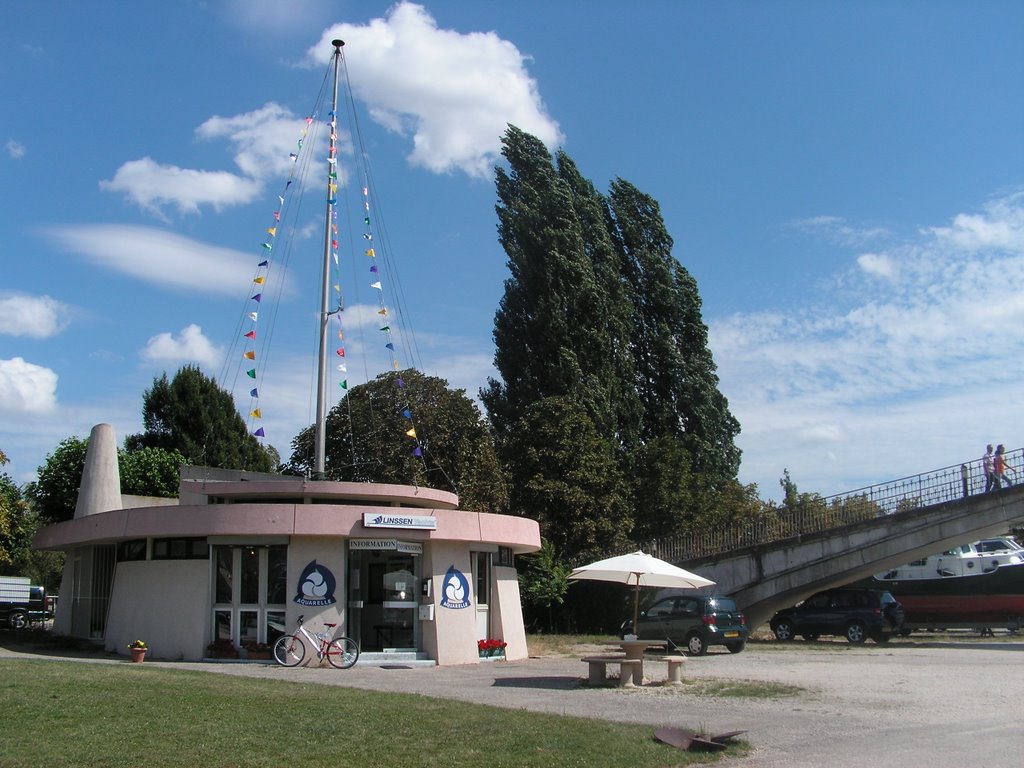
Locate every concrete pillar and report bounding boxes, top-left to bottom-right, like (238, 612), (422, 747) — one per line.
(73, 423), (122, 519)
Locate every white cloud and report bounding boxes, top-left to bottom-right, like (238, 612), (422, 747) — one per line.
(100, 158), (261, 217)
(44, 224), (295, 297)
(0, 294), (69, 338)
(306, 2), (563, 178)
(100, 104), (314, 217)
(856, 252), (896, 280)
(196, 103), (326, 183)
(929, 191), (1024, 252)
(0, 358), (58, 415)
(713, 190), (1024, 499)
(5, 139), (25, 159)
(222, 0), (332, 36)
(142, 324), (222, 366)
(789, 215), (890, 247)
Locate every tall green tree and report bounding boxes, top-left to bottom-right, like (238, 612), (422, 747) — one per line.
(482, 126), (621, 446)
(126, 365), (273, 472)
(288, 370), (507, 514)
(483, 126), (743, 557)
(607, 178), (740, 489)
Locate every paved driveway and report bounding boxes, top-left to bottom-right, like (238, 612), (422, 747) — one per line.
(3, 637), (1022, 767)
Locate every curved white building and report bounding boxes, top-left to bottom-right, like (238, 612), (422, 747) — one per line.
(34, 424), (541, 666)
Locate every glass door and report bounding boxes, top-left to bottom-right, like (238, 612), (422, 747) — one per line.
(349, 548), (419, 651)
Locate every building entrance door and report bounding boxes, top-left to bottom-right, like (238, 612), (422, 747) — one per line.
(348, 544), (419, 652)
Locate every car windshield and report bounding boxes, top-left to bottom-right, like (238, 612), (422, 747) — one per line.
(707, 598), (737, 611)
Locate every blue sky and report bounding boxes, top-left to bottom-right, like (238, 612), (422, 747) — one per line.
(2, 1), (1022, 502)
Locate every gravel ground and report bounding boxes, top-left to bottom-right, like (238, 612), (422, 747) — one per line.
(3, 635), (1023, 767)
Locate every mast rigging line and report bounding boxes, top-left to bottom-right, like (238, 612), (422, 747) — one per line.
(218, 39), (430, 483)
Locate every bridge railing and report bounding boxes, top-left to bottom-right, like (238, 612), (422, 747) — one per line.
(643, 447), (1023, 564)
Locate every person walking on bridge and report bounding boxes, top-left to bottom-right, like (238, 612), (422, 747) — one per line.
(983, 444), (996, 492)
(993, 444), (1013, 488)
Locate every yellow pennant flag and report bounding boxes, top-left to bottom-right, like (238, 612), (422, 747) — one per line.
(250, 408), (262, 418)
(406, 428), (417, 439)
(265, 227), (277, 237)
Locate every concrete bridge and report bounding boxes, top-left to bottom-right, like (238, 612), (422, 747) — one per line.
(676, 484), (1024, 629)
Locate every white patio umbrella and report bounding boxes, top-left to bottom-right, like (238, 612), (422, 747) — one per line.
(568, 550), (715, 632)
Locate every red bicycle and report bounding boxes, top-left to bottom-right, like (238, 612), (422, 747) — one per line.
(273, 614), (359, 669)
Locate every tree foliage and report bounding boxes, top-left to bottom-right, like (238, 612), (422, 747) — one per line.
(126, 365), (273, 472)
(120, 447), (186, 498)
(24, 437), (186, 524)
(288, 369), (508, 513)
(503, 397), (632, 563)
(517, 539), (572, 633)
(24, 437), (89, 524)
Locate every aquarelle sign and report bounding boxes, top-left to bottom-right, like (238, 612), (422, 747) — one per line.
(439, 564), (471, 610)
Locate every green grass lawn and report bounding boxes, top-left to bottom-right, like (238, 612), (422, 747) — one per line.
(0, 660), (744, 768)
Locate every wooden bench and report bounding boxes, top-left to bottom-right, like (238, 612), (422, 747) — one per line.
(580, 655), (643, 687)
(657, 655), (686, 685)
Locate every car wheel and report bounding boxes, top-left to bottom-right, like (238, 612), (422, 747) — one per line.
(726, 640), (745, 654)
(802, 633), (820, 641)
(9, 610), (29, 630)
(685, 632), (708, 656)
(845, 621), (867, 644)
(772, 620), (795, 642)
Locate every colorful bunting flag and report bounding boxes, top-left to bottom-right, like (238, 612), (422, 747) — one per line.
(254, 427), (265, 437)
(243, 351), (255, 360)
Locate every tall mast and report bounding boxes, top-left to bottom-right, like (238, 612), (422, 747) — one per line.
(314, 39), (345, 477)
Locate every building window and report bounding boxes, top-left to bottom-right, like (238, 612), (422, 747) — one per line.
(497, 546), (514, 567)
(474, 551), (491, 606)
(117, 540), (147, 562)
(153, 537), (208, 560)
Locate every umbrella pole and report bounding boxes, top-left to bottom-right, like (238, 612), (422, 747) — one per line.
(632, 577), (641, 631)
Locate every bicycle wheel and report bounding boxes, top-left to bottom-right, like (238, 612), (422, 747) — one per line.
(273, 634), (305, 667)
(326, 636), (359, 669)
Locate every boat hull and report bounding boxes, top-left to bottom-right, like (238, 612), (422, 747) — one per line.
(860, 564), (1024, 629)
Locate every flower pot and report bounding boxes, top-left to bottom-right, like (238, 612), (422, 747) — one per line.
(130, 647), (147, 663)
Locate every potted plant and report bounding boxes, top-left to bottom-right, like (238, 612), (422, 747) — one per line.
(128, 639), (147, 663)
(477, 638), (507, 659)
(243, 641), (273, 660)
(206, 638), (239, 659)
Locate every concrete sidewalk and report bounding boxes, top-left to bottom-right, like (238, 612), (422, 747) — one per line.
(3, 639), (1023, 767)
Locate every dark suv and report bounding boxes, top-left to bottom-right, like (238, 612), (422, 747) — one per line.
(770, 588), (904, 644)
(620, 595), (748, 655)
